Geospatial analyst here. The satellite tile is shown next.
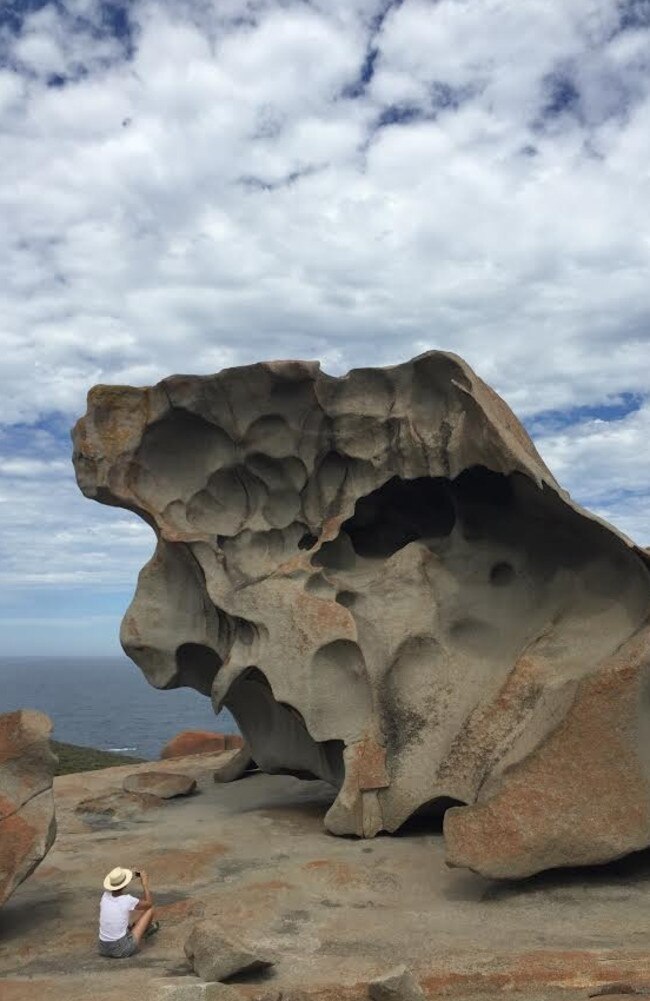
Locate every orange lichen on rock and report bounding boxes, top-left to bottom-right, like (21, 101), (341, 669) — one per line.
(445, 626), (650, 878)
(161, 731), (243, 758)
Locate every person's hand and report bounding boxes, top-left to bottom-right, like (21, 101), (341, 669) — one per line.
(138, 869), (148, 883)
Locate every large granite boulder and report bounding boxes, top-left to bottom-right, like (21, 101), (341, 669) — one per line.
(0, 709), (57, 906)
(72, 352), (650, 878)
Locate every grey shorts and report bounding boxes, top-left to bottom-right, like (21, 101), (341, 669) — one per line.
(98, 931), (138, 958)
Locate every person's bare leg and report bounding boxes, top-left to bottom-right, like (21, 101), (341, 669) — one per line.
(130, 906), (155, 946)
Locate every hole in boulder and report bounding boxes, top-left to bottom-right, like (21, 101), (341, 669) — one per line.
(342, 476), (455, 558)
(335, 590), (357, 608)
(311, 532), (356, 570)
(305, 573), (333, 598)
(175, 643), (223, 696)
(236, 619), (256, 646)
(395, 796), (466, 836)
(454, 465), (514, 507)
(298, 531), (318, 550)
(490, 561), (514, 586)
(226, 668), (345, 786)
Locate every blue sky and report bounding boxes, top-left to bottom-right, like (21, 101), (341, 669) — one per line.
(0, 0), (649, 655)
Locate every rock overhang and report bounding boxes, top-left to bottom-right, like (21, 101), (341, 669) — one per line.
(72, 351), (650, 877)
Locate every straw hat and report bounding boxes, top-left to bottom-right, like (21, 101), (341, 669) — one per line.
(103, 867), (133, 892)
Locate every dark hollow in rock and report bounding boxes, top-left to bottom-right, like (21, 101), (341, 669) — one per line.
(175, 643), (223, 696)
(490, 561), (515, 586)
(342, 475), (456, 558)
(395, 796), (466, 836)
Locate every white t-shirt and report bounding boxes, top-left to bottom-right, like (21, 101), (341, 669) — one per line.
(99, 891), (140, 942)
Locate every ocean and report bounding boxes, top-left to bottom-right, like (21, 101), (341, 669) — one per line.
(0, 656), (238, 760)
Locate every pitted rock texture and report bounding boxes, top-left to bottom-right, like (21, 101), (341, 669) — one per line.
(72, 352), (650, 878)
(0, 709), (57, 906)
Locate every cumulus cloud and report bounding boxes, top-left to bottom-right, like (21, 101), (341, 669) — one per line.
(0, 426), (155, 587)
(534, 400), (650, 543)
(0, 0), (648, 621)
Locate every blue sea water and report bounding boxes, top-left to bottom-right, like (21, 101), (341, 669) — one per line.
(0, 656), (237, 760)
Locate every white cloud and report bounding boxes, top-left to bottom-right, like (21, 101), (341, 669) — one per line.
(0, 0), (649, 607)
(0, 436), (155, 588)
(532, 398), (648, 500)
(534, 401), (650, 537)
(0, 456), (68, 477)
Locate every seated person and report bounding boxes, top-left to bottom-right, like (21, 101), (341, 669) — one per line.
(98, 866), (158, 958)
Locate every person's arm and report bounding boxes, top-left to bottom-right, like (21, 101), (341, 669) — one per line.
(132, 870), (153, 911)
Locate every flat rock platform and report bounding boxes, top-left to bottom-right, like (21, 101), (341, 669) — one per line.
(1, 753), (649, 1001)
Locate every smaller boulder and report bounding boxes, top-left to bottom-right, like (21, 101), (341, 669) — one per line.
(161, 731), (238, 759)
(368, 966), (426, 1001)
(123, 771), (197, 799)
(213, 746), (253, 784)
(184, 920), (274, 982)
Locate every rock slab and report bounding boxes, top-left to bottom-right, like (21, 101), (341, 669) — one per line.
(213, 746), (253, 784)
(368, 966), (426, 1001)
(184, 919), (274, 982)
(123, 770), (197, 798)
(73, 352), (650, 878)
(0, 709), (57, 906)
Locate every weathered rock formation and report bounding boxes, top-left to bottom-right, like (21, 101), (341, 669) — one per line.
(72, 352), (650, 878)
(0, 709), (57, 906)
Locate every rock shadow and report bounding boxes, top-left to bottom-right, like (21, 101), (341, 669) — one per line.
(393, 797), (465, 837)
(479, 844), (650, 901)
(0, 890), (75, 942)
